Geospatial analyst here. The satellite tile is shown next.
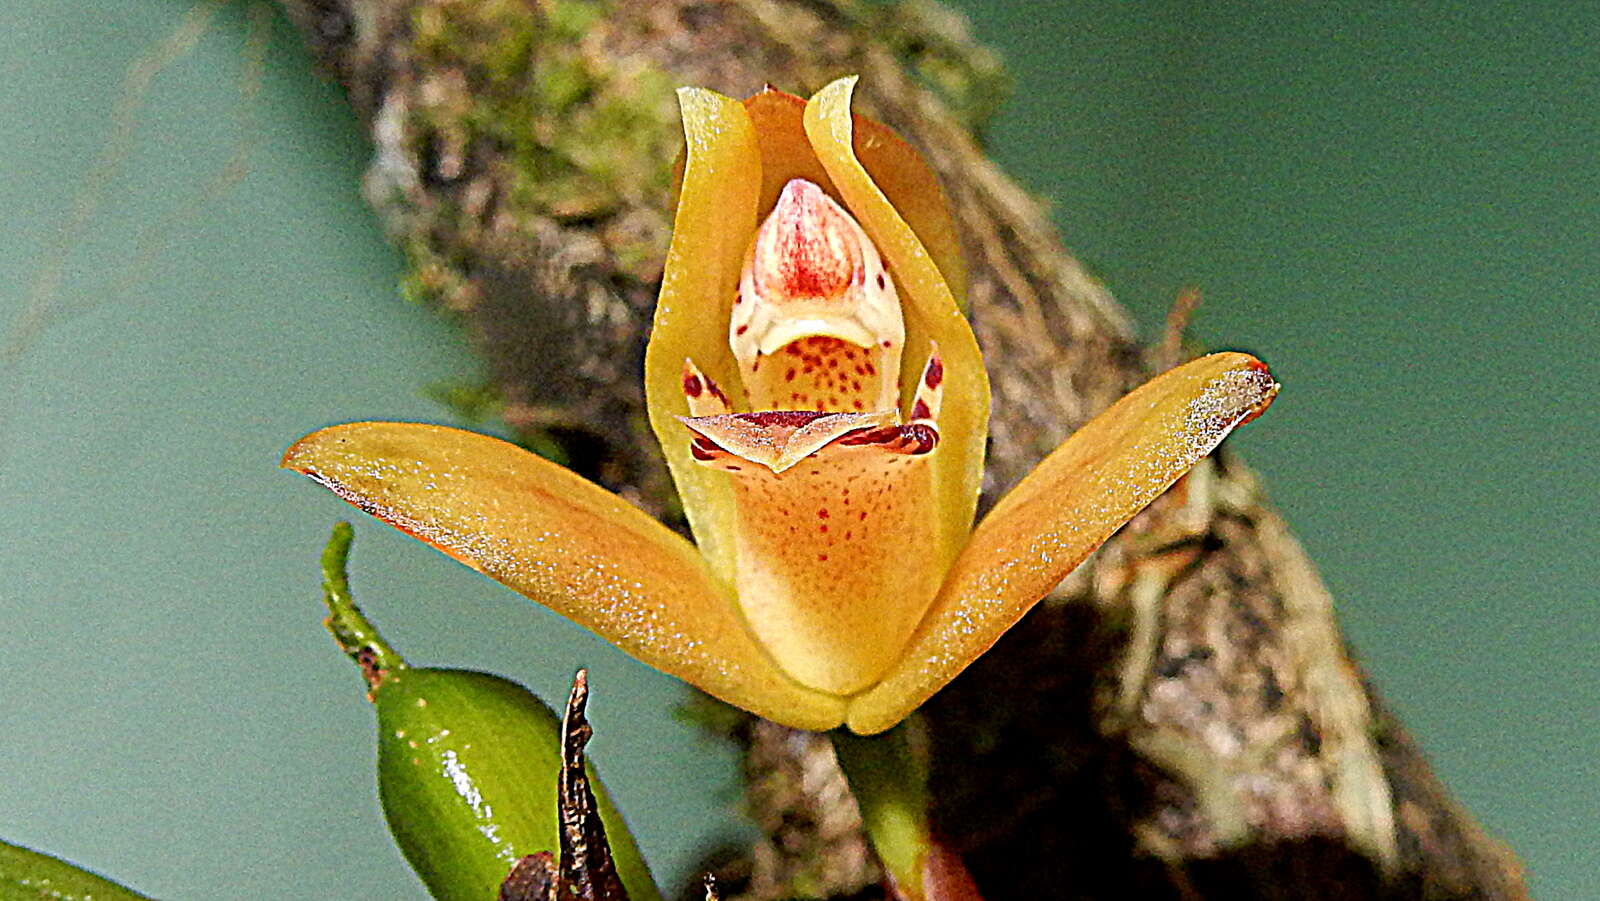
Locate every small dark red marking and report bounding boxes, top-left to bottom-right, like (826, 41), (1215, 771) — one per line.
(739, 410), (835, 428)
(835, 423), (939, 454)
(924, 358), (944, 389)
(912, 399), (931, 420)
(882, 340), (892, 348)
(690, 444), (715, 460)
(904, 423), (938, 453)
(818, 554), (829, 562)
(876, 272), (886, 290)
(864, 362), (876, 375)
(734, 290), (742, 304)
(736, 324), (749, 336)
(817, 508), (830, 519)
(683, 373), (703, 397)
(837, 426), (898, 446)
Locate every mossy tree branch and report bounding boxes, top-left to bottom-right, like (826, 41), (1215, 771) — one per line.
(274, 1), (1527, 899)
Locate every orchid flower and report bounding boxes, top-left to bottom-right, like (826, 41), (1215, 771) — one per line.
(283, 77), (1277, 735)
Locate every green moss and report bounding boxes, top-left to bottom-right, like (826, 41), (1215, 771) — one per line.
(399, 240), (451, 306)
(405, 0), (678, 223)
(545, 0), (605, 41)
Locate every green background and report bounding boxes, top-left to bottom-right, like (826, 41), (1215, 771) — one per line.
(2, 1), (1593, 898)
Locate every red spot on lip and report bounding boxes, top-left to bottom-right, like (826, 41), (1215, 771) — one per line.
(912, 399), (931, 420)
(683, 373), (703, 397)
(924, 358), (944, 389)
(740, 410), (835, 428)
(736, 324), (749, 336)
(834, 423), (939, 455)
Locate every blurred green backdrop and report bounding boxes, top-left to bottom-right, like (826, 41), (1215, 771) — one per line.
(2, 1), (1593, 899)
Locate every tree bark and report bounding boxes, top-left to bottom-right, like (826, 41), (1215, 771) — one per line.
(274, 1), (1528, 898)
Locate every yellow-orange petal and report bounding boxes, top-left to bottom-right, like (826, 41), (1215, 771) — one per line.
(804, 76), (990, 574)
(645, 87), (763, 581)
(846, 353), (1279, 733)
(282, 422), (846, 731)
(681, 412), (945, 696)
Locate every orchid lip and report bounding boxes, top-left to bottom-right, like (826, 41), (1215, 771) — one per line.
(676, 409), (901, 474)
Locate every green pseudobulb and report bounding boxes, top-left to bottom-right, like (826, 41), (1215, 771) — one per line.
(373, 667), (659, 901)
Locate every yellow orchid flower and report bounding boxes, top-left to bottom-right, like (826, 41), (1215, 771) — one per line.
(282, 77), (1277, 735)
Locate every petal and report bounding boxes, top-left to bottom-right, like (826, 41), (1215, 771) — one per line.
(282, 422), (845, 731)
(846, 353), (1279, 733)
(644, 87), (763, 580)
(681, 414), (946, 696)
(804, 76), (991, 572)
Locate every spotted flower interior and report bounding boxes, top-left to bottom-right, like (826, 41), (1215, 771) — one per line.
(671, 182), (949, 694)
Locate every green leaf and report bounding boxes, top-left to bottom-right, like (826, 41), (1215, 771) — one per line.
(0, 839), (153, 901)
